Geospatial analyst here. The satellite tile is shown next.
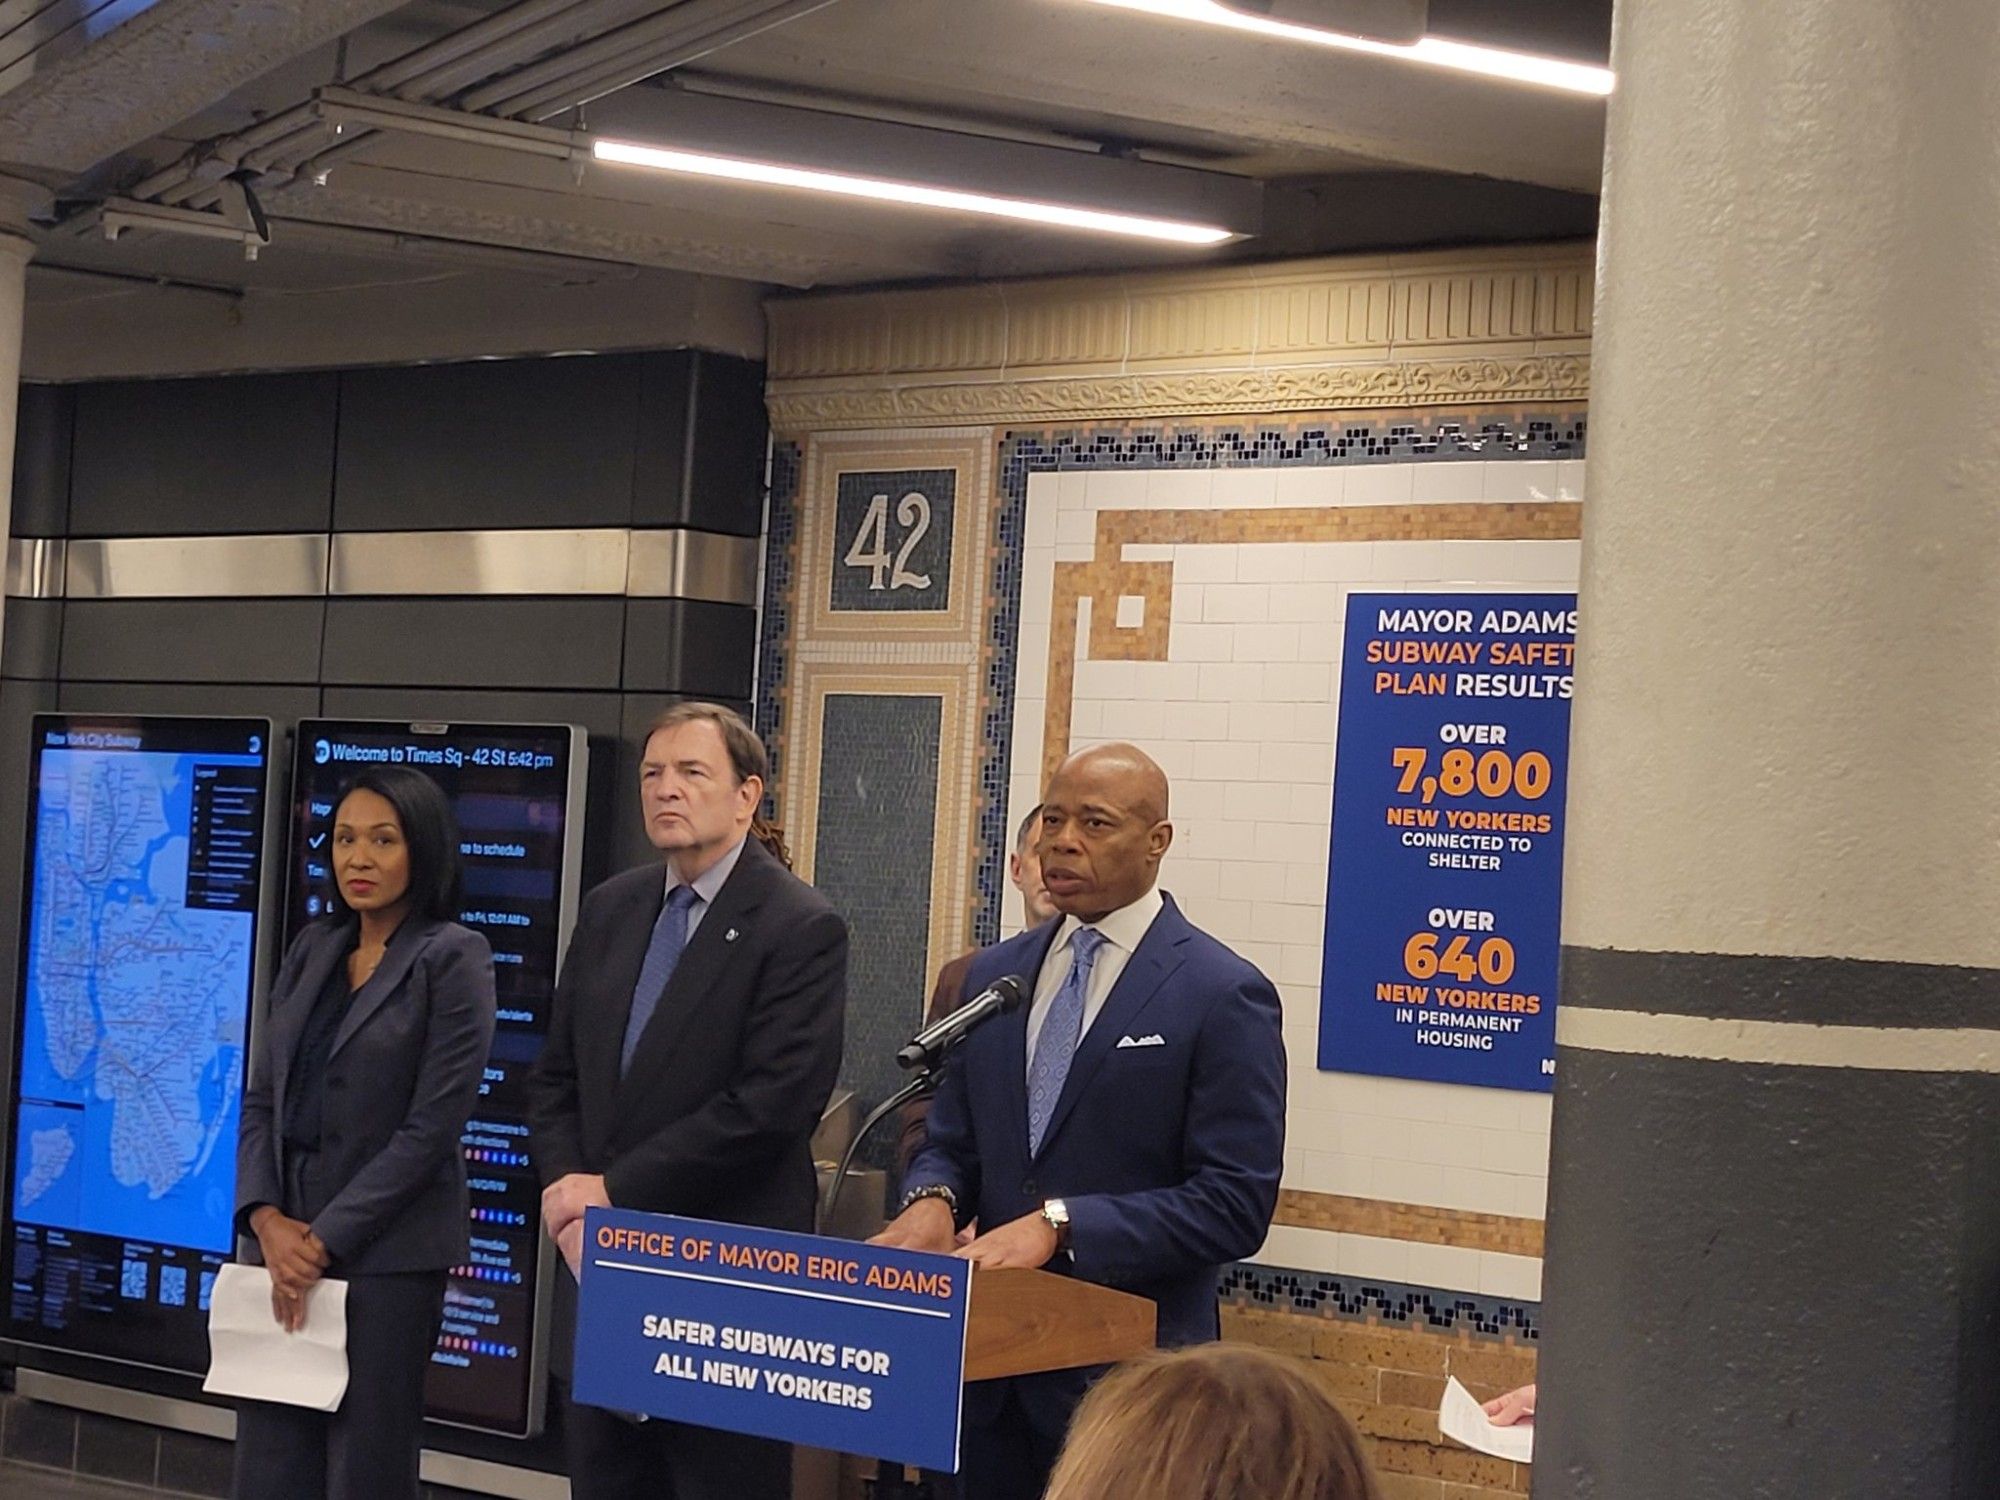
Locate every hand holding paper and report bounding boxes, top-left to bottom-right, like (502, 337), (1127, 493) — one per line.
(1484, 1382), (1537, 1427)
(1440, 1375), (1534, 1464)
(204, 1263), (350, 1413)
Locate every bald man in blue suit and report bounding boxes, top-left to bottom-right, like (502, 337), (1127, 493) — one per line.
(879, 743), (1287, 1500)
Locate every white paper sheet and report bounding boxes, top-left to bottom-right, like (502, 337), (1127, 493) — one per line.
(1439, 1375), (1534, 1463)
(202, 1263), (350, 1412)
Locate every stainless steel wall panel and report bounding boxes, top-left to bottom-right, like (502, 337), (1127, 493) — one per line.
(329, 529), (631, 597)
(4, 537), (65, 598)
(37, 529), (752, 602)
(624, 529), (758, 606)
(64, 534), (329, 599)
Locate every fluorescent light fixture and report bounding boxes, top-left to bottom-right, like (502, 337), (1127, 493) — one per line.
(1082, 0), (1615, 96)
(591, 138), (1236, 244)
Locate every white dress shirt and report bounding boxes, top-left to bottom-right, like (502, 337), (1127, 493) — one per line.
(1023, 885), (1166, 1080)
(663, 833), (747, 943)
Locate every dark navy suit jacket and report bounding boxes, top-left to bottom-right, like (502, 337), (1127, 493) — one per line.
(237, 917), (496, 1274)
(907, 892), (1286, 1366)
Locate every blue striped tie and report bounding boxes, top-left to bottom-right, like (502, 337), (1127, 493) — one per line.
(621, 885), (699, 1074)
(1027, 926), (1107, 1155)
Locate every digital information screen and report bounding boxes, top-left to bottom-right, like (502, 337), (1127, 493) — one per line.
(4, 714), (272, 1375)
(286, 721), (585, 1438)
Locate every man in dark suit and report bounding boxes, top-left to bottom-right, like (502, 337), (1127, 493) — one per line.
(527, 703), (848, 1500)
(877, 742), (1286, 1500)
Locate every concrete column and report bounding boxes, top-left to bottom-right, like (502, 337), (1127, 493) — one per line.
(0, 177), (38, 676)
(1539, 2), (2000, 1497)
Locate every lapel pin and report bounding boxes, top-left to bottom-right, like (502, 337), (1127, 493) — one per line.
(725, 927), (740, 943)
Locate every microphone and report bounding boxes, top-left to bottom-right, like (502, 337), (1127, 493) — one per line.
(895, 975), (1027, 1072)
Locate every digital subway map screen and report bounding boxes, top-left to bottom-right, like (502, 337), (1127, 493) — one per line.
(288, 721), (584, 1437)
(4, 714), (271, 1374)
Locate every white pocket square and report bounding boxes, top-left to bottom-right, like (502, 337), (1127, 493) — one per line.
(1116, 1033), (1167, 1048)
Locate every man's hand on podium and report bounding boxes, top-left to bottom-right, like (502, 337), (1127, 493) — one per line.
(557, 1219), (585, 1279)
(956, 1211), (1057, 1270)
(870, 1196), (957, 1254)
(543, 1172), (611, 1239)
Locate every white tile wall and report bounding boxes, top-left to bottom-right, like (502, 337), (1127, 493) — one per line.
(1013, 466), (1584, 1275)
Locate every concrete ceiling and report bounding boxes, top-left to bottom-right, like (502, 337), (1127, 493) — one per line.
(0, 0), (1610, 376)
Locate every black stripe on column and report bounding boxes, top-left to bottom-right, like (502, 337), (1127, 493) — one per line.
(1561, 945), (2000, 1031)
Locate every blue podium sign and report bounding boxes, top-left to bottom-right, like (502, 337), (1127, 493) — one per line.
(572, 1209), (972, 1472)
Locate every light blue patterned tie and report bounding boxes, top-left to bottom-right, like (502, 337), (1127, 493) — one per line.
(621, 885), (699, 1074)
(1027, 926), (1107, 1155)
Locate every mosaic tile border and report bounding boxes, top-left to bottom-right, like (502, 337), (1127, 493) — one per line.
(974, 409), (1589, 939)
(1223, 1262), (1540, 1344)
(1027, 415), (1586, 470)
(755, 440), (803, 813)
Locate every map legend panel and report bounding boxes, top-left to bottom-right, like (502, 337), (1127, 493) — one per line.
(188, 763), (266, 912)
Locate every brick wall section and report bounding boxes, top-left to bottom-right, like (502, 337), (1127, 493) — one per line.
(1221, 1307), (1536, 1499)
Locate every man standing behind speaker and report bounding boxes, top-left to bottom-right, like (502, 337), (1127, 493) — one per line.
(876, 743), (1286, 1500)
(895, 803), (1060, 1178)
(528, 703), (848, 1500)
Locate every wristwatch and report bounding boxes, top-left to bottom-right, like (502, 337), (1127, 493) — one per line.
(1040, 1197), (1072, 1252)
(899, 1183), (959, 1221)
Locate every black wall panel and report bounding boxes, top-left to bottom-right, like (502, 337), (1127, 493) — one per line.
(686, 353), (768, 537)
(56, 680), (324, 723)
(322, 597), (626, 689)
(621, 599), (757, 699)
(1, 599), (62, 680)
(632, 350), (767, 536)
(10, 385), (73, 536)
(69, 373), (337, 536)
(59, 599), (327, 683)
(334, 355), (644, 531)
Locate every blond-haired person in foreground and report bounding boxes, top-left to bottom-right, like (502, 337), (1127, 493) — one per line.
(1043, 1344), (1385, 1500)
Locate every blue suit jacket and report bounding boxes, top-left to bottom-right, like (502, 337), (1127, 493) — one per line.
(907, 892), (1286, 1355)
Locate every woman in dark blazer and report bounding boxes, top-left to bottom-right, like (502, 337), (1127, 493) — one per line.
(231, 766), (496, 1500)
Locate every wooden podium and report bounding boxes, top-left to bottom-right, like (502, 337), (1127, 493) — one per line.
(794, 1265), (1155, 1500)
(962, 1265), (1156, 1380)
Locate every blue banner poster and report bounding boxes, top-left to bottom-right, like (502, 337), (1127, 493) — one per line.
(571, 1210), (972, 1472)
(1319, 593), (1577, 1092)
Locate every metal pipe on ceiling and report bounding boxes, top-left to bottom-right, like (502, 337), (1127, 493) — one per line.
(271, 217), (645, 279)
(170, 0), (699, 207)
(506, 0), (849, 120)
(269, 0), (839, 194)
(131, 0), (642, 204)
(385, 0), (670, 102)
(455, 0), (782, 113)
